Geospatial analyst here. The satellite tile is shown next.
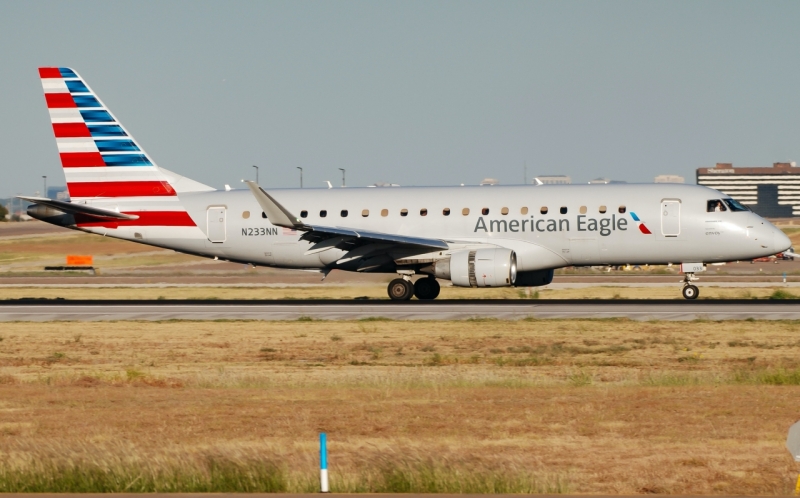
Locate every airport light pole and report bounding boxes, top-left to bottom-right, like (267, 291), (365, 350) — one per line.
(297, 167), (303, 188)
(338, 168), (346, 187)
(252, 165), (259, 184)
(42, 176), (47, 197)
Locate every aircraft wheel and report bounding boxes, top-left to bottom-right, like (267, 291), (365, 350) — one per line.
(682, 285), (699, 300)
(414, 277), (441, 300)
(388, 278), (414, 301)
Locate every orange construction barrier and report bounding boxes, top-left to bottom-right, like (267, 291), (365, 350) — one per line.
(66, 255), (93, 266)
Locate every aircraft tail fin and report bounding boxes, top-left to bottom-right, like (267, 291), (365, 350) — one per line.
(38, 67), (213, 201)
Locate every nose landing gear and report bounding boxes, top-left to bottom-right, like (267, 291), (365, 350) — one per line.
(681, 273), (699, 300)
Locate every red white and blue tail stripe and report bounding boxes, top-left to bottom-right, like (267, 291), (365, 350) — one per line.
(39, 67), (211, 231)
(40, 67), (176, 200)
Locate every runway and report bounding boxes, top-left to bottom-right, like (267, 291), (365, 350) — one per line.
(2, 299), (800, 321)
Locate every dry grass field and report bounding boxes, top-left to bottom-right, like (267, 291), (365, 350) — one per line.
(1, 318), (799, 493)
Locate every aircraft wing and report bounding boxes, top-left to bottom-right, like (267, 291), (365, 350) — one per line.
(243, 181), (449, 255)
(17, 196), (140, 220)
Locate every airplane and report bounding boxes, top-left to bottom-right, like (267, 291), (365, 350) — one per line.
(22, 67), (792, 301)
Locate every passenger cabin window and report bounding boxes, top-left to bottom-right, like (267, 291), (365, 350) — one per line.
(618, 206), (626, 214)
(341, 210), (348, 217)
(462, 208), (470, 215)
(242, 211), (250, 219)
(560, 206), (567, 214)
(420, 208), (428, 216)
(443, 208), (451, 216)
(579, 206), (587, 214)
(361, 209), (369, 217)
(723, 198), (749, 212)
(482, 207), (489, 215)
(540, 206), (548, 215)
(599, 205), (607, 214)
(381, 209), (388, 217)
(521, 207), (528, 215)
(501, 207), (509, 215)
(319, 210), (327, 218)
(707, 200), (727, 212)
(300, 210), (308, 218)
(401, 209), (408, 217)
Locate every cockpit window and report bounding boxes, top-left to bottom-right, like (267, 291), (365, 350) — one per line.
(707, 199), (727, 212)
(723, 198), (749, 212)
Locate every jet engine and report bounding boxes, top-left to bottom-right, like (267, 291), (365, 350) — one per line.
(434, 248), (517, 287)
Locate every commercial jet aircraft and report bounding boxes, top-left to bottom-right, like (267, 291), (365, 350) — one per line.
(22, 67), (792, 300)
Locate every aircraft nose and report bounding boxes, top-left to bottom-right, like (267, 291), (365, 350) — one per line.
(774, 226), (792, 252)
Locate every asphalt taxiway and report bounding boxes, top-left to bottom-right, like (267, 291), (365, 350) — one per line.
(1, 299), (800, 321)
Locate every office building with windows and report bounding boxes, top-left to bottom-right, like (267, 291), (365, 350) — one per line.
(696, 162), (800, 218)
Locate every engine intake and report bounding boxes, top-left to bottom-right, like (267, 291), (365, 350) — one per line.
(435, 248), (517, 287)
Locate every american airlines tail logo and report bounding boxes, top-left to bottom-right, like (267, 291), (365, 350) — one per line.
(630, 212), (652, 234)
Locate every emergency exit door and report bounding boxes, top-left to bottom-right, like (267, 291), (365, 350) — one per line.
(207, 207), (227, 243)
(661, 200), (680, 237)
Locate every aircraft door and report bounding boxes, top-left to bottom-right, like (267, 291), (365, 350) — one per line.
(207, 206), (227, 243)
(661, 200), (680, 237)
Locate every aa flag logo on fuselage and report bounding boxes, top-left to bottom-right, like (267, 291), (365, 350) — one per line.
(629, 212), (652, 234)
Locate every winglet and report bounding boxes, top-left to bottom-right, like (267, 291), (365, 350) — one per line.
(243, 181), (305, 229)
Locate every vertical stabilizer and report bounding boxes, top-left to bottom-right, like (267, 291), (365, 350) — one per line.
(38, 67), (213, 201)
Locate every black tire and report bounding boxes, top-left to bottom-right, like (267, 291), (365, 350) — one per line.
(388, 278), (413, 301)
(414, 278), (441, 300)
(682, 285), (699, 300)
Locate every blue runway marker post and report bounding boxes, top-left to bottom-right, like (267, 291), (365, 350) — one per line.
(320, 432), (329, 493)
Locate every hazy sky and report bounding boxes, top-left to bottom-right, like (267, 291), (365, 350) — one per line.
(2, 1), (800, 196)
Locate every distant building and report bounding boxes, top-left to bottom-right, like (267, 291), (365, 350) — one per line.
(47, 186), (69, 200)
(368, 182), (400, 187)
(654, 174), (685, 184)
(480, 178), (499, 186)
(697, 162), (800, 217)
(534, 175), (571, 185)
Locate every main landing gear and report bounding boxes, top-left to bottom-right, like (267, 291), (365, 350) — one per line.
(387, 276), (440, 301)
(681, 273), (699, 300)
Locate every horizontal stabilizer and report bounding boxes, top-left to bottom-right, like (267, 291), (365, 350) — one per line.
(17, 196), (139, 220)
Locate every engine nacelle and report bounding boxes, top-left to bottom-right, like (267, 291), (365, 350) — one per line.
(435, 248), (517, 287)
